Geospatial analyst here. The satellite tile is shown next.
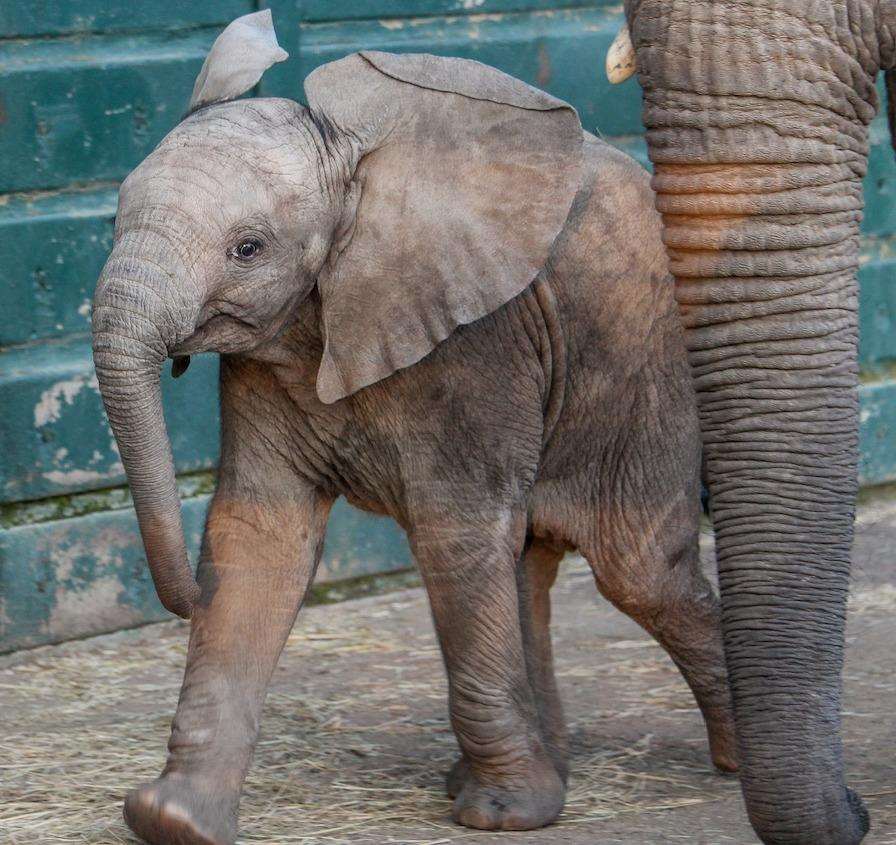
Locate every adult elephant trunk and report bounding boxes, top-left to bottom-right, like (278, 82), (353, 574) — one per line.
(621, 1), (877, 843)
(92, 243), (200, 620)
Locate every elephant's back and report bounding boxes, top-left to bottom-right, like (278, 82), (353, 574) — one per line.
(529, 134), (698, 541)
(555, 132), (667, 281)
(545, 131), (676, 360)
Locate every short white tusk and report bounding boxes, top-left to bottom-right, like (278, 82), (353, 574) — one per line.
(606, 24), (636, 84)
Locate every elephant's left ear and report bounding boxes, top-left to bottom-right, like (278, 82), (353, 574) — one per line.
(189, 10), (288, 111)
(305, 52), (583, 404)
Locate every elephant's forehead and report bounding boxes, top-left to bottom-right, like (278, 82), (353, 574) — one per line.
(167, 99), (302, 149)
(148, 98), (312, 177)
(122, 147), (270, 208)
(121, 100), (317, 207)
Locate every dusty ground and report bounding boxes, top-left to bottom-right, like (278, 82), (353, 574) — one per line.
(2, 499), (896, 844)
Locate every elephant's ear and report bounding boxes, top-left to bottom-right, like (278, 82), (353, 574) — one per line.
(304, 52), (582, 404)
(189, 10), (288, 111)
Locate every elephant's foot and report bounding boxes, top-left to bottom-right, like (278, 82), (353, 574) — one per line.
(702, 703), (739, 774)
(445, 755), (470, 800)
(749, 787), (869, 845)
(123, 773), (238, 845)
(846, 787), (872, 842)
(451, 757), (565, 831)
(546, 740), (570, 785)
(447, 745), (568, 800)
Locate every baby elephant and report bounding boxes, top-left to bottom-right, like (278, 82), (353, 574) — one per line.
(92, 11), (736, 845)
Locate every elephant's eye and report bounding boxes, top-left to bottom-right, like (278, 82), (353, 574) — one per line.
(231, 239), (262, 261)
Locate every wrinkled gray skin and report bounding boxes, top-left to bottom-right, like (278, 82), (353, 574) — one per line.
(620, 1), (896, 843)
(93, 54), (736, 845)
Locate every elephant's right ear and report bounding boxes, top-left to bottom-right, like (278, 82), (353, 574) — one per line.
(305, 52), (582, 404)
(189, 10), (288, 111)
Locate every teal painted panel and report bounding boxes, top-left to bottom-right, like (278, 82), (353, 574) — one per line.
(609, 135), (649, 170)
(858, 251), (896, 370)
(262, 6), (643, 139)
(0, 493), (210, 652)
(269, 0), (603, 24)
(320, 498), (414, 582)
(0, 29), (222, 193)
(861, 107), (896, 238)
(0, 338), (220, 503)
(0, 188), (117, 347)
(0, 495), (412, 652)
(859, 379), (896, 487)
(0, 1), (253, 38)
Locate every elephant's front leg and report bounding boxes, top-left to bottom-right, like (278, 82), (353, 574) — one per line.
(413, 510), (565, 831)
(124, 482), (331, 845)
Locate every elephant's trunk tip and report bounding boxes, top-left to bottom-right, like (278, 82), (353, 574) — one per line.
(158, 574), (200, 620)
(133, 504), (203, 620)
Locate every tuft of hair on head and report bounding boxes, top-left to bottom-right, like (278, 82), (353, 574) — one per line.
(306, 109), (339, 153)
(179, 99), (226, 123)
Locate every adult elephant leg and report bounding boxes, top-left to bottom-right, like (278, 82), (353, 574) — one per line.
(623, 1), (875, 841)
(682, 248), (866, 845)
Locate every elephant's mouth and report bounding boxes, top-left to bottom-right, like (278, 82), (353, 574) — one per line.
(170, 312), (261, 356)
(171, 289), (307, 359)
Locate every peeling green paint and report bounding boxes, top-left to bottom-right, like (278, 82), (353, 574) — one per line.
(0, 471), (216, 529)
(307, 567), (421, 605)
(0, 496), (412, 653)
(0, 494), (212, 651)
(0, 337), (221, 503)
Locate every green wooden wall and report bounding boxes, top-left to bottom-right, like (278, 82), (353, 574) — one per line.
(1, 0), (895, 652)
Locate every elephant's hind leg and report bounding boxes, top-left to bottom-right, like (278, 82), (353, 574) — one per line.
(447, 539), (567, 798)
(585, 500), (738, 774)
(412, 508), (565, 831)
(517, 540), (568, 778)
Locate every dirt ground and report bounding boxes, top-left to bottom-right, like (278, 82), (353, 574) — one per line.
(2, 499), (896, 845)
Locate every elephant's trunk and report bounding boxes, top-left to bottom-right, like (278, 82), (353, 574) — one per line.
(626, 1), (874, 842)
(92, 249), (200, 619)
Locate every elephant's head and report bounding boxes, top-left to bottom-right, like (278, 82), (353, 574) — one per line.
(603, 3), (896, 843)
(92, 12), (582, 620)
